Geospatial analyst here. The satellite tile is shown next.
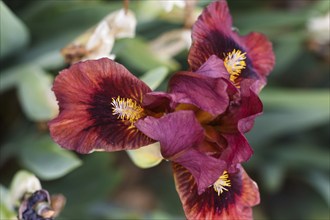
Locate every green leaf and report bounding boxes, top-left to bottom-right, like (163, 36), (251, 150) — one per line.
(247, 89), (330, 146)
(234, 10), (307, 35)
(260, 163), (285, 193)
(260, 89), (330, 111)
(43, 153), (122, 219)
(0, 1), (30, 58)
(304, 170), (330, 206)
(20, 135), (82, 180)
(139, 66), (169, 90)
(20, 0), (121, 43)
(0, 66), (22, 93)
(115, 38), (179, 73)
(17, 65), (58, 121)
(272, 33), (305, 75)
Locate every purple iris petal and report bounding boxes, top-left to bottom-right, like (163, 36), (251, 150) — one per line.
(195, 55), (228, 79)
(136, 110), (226, 194)
(135, 111), (204, 158)
(168, 72), (229, 116)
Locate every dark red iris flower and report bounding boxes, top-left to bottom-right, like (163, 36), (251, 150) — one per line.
(49, 0), (274, 219)
(188, 0), (275, 94)
(173, 164), (260, 220)
(136, 68), (262, 194)
(49, 59), (157, 154)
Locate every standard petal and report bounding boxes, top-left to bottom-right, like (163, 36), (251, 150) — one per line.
(135, 111), (204, 158)
(173, 163), (260, 220)
(168, 71), (229, 116)
(240, 32), (275, 77)
(218, 88), (263, 134)
(142, 91), (175, 113)
(196, 55), (229, 79)
(49, 58), (154, 154)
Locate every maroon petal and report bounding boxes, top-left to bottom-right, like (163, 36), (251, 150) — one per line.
(218, 88), (263, 134)
(174, 148), (227, 195)
(142, 91), (175, 113)
(136, 111), (225, 193)
(196, 55), (229, 79)
(240, 32), (275, 77)
(220, 133), (253, 168)
(168, 71), (229, 116)
(188, 0), (239, 71)
(188, 0), (274, 92)
(49, 58), (154, 154)
(173, 163), (260, 220)
(135, 111), (204, 158)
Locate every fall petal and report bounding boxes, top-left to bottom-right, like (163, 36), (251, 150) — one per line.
(188, 0), (273, 92)
(240, 32), (275, 77)
(174, 148), (227, 194)
(142, 91), (175, 113)
(188, 0), (236, 71)
(168, 71), (229, 116)
(49, 58), (153, 154)
(173, 163), (260, 220)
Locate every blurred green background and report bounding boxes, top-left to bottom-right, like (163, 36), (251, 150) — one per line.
(0, 0), (329, 219)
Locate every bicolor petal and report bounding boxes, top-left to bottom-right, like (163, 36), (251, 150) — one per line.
(49, 58), (154, 153)
(188, 0), (274, 92)
(240, 32), (275, 77)
(173, 163), (260, 220)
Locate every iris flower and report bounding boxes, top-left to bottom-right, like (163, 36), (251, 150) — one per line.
(188, 0), (275, 93)
(135, 69), (262, 194)
(49, 59), (156, 154)
(173, 164), (259, 220)
(49, 0), (273, 219)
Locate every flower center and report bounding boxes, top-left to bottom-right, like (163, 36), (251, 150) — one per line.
(223, 49), (247, 86)
(111, 96), (145, 123)
(213, 170), (231, 196)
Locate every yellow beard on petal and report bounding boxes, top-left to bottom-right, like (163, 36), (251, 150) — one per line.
(111, 96), (145, 123)
(212, 170), (231, 196)
(223, 49), (247, 88)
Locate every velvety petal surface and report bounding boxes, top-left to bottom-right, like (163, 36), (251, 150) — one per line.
(136, 111), (225, 193)
(196, 55), (229, 79)
(188, 0), (274, 92)
(240, 32), (275, 77)
(136, 111), (204, 158)
(220, 133), (253, 170)
(49, 58), (154, 153)
(142, 91), (175, 113)
(188, 0), (239, 71)
(173, 163), (260, 220)
(218, 88), (263, 134)
(168, 71), (229, 116)
(174, 148), (227, 195)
